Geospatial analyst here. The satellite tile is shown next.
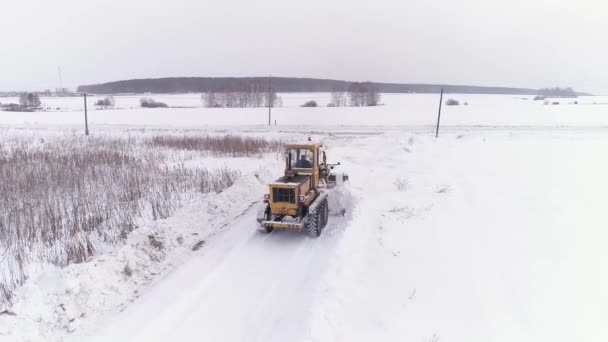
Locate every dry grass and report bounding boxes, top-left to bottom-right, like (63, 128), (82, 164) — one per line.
(146, 135), (282, 156)
(0, 133), (279, 307)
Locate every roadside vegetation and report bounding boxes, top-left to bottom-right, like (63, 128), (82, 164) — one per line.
(0, 133), (282, 307)
(146, 135), (282, 156)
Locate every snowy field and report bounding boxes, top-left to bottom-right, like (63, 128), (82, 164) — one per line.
(2, 93), (608, 128)
(2, 94), (608, 342)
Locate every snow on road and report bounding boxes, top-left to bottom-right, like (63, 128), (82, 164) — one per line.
(75, 190), (352, 342)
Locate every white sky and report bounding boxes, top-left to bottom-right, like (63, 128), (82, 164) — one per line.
(1, 0), (607, 93)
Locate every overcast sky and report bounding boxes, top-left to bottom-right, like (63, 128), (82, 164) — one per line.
(1, 0), (607, 93)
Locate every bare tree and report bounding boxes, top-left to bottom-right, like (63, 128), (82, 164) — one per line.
(202, 90), (217, 107)
(95, 96), (115, 109)
(364, 82), (381, 106)
(347, 83), (364, 106)
(263, 87), (280, 108)
(347, 82), (381, 106)
(330, 88), (347, 107)
(19, 93), (41, 110)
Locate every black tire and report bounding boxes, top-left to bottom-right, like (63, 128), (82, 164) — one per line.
(318, 198), (328, 229)
(306, 208), (321, 237)
(263, 207), (273, 233)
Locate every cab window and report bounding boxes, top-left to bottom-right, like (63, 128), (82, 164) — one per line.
(289, 149), (313, 169)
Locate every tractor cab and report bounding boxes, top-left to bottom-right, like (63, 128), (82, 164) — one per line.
(283, 143), (322, 187)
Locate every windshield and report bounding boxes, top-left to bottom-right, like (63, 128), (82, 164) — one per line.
(289, 148), (313, 169)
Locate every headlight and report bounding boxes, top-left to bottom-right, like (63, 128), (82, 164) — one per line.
(264, 194), (270, 200)
(298, 195), (305, 203)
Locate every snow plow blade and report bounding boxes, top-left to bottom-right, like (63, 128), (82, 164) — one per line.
(260, 220), (304, 230)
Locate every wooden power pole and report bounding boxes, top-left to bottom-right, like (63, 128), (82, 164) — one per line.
(435, 88), (444, 138)
(84, 93), (89, 136)
(268, 75), (272, 126)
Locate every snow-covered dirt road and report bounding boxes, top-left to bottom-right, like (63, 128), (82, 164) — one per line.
(75, 188), (353, 342)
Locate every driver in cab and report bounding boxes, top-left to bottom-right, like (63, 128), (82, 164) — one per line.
(296, 154), (312, 168)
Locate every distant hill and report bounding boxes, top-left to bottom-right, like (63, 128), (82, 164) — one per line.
(77, 77), (581, 95)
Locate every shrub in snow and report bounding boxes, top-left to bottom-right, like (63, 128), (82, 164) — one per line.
(95, 96), (115, 108)
(533, 95), (546, 101)
(436, 184), (452, 194)
(327, 103), (336, 107)
(140, 98), (168, 108)
(192, 240), (206, 251)
(445, 99), (460, 106)
(393, 178), (409, 191)
(301, 100), (318, 107)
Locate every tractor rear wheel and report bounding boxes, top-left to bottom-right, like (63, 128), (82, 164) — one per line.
(263, 209), (273, 233)
(306, 207), (321, 237)
(322, 198), (329, 228)
(317, 198), (328, 229)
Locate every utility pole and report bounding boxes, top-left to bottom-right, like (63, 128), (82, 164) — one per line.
(435, 88), (444, 138)
(84, 93), (89, 136)
(267, 75), (272, 126)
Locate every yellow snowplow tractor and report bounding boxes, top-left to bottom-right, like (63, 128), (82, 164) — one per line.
(257, 142), (348, 236)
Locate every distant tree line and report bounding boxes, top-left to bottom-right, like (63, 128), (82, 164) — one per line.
(78, 77), (559, 95)
(537, 87), (578, 98)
